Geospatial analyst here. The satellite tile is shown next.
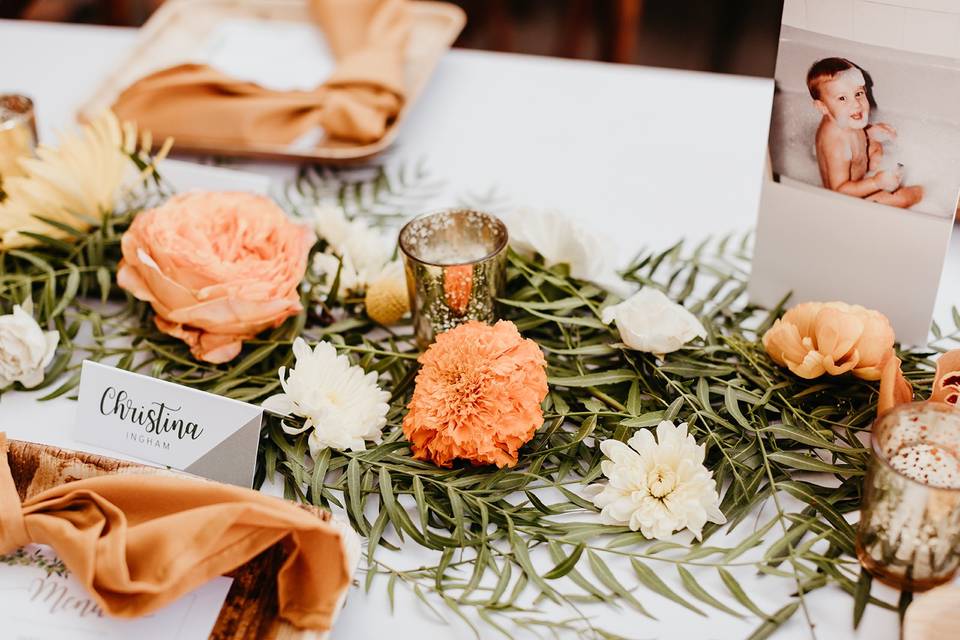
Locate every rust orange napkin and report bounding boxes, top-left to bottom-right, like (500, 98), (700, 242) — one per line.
(0, 434), (349, 630)
(112, 0), (410, 146)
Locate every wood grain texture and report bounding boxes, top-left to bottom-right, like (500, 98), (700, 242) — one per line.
(6, 439), (331, 639)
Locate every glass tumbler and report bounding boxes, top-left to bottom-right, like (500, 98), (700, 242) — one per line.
(0, 94), (38, 193)
(856, 401), (960, 591)
(399, 209), (508, 348)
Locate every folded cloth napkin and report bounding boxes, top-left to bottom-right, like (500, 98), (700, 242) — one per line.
(0, 434), (350, 630)
(112, 0), (410, 146)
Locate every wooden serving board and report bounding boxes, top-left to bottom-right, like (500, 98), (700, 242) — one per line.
(77, 0), (466, 163)
(6, 439), (354, 640)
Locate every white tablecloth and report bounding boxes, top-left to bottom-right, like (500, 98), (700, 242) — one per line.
(2, 18), (959, 640)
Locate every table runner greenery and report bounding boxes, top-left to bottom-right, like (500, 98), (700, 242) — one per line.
(1, 161), (954, 639)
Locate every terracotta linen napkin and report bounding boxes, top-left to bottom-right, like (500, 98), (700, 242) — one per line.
(112, 0), (410, 146)
(0, 434), (349, 630)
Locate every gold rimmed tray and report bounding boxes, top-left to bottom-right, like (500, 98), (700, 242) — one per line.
(6, 438), (357, 639)
(77, 0), (466, 163)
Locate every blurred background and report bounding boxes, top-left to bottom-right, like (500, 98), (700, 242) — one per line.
(1, 0), (783, 77)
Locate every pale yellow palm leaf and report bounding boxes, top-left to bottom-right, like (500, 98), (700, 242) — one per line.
(0, 111), (170, 249)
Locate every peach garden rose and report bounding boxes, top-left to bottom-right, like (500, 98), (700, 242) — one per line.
(117, 191), (314, 363)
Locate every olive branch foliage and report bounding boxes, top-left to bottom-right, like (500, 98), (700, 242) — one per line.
(0, 159), (955, 639)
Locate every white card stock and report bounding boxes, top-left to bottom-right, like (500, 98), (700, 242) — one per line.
(0, 544), (232, 640)
(75, 361), (263, 487)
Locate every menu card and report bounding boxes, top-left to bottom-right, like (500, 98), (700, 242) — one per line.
(0, 544), (232, 639)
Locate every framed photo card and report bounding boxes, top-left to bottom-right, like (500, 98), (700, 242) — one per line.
(749, 0), (960, 345)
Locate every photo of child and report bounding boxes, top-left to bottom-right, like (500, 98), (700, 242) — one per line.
(767, 25), (960, 219)
(807, 57), (922, 209)
(751, 0), (960, 347)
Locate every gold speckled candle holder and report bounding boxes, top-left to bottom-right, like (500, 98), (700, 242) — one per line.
(399, 209), (508, 348)
(0, 95), (37, 195)
(857, 401), (960, 591)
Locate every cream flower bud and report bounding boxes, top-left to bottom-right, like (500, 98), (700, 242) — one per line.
(601, 288), (706, 354)
(0, 302), (59, 389)
(505, 208), (627, 293)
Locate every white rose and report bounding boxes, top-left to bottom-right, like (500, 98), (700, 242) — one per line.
(0, 302), (59, 388)
(601, 288), (705, 354)
(505, 208), (627, 294)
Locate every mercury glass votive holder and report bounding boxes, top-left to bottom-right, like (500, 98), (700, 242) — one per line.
(0, 95), (37, 192)
(399, 209), (508, 348)
(856, 401), (960, 591)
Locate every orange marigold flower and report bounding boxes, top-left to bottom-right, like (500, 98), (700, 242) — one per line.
(402, 320), (548, 468)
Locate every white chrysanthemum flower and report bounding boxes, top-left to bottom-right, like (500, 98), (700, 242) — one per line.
(601, 288), (706, 354)
(312, 204), (392, 293)
(0, 111), (169, 249)
(263, 338), (391, 457)
(590, 420), (725, 540)
(505, 208), (626, 294)
(0, 300), (59, 389)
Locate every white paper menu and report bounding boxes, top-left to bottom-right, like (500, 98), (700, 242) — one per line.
(0, 544), (232, 639)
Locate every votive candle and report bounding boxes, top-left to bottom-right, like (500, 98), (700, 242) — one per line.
(856, 401), (960, 591)
(398, 209), (508, 347)
(0, 95), (37, 193)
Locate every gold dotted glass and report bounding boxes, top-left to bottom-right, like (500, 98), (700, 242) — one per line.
(0, 95), (38, 197)
(857, 401), (960, 591)
(399, 209), (508, 348)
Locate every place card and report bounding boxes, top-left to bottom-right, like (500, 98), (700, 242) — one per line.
(0, 544), (232, 640)
(75, 361), (263, 488)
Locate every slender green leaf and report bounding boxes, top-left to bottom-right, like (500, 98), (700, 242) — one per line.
(747, 602), (799, 640)
(630, 559), (704, 616)
(543, 543), (584, 580)
(676, 566), (743, 618)
(718, 568), (767, 618)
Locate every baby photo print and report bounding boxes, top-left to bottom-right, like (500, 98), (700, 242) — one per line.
(750, 0), (960, 345)
(803, 57), (922, 210)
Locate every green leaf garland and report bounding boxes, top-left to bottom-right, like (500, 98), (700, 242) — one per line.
(0, 160), (951, 638)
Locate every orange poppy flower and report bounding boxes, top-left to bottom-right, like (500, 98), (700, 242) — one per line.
(763, 301), (896, 380)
